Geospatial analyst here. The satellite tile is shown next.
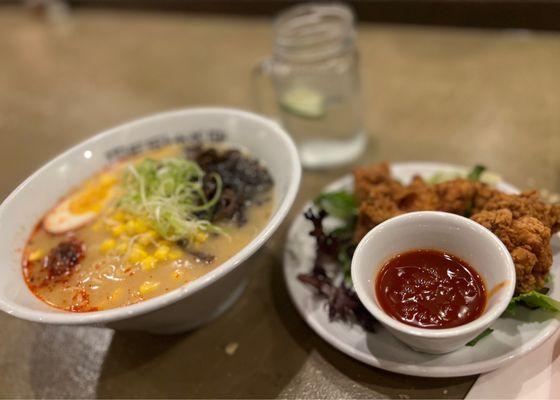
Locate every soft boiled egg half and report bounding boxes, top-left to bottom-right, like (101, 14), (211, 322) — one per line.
(43, 172), (119, 234)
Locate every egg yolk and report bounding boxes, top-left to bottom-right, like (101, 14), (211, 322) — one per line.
(69, 173), (117, 214)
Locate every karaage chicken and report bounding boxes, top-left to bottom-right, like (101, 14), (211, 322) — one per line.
(353, 162), (558, 293)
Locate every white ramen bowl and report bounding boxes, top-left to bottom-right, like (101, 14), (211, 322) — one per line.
(351, 211), (516, 354)
(0, 108), (301, 334)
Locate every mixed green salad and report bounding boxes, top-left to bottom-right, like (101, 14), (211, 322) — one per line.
(298, 165), (560, 346)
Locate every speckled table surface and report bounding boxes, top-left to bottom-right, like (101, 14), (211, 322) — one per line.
(1, 5), (560, 398)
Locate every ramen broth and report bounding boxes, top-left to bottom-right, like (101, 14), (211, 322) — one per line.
(22, 144), (274, 312)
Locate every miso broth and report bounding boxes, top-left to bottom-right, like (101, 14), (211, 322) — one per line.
(22, 144), (274, 311)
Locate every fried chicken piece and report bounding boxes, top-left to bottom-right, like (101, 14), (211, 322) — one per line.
(352, 162), (557, 293)
(471, 209), (552, 294)
(354, 163), (404, 240)
(432, 179), (502, 216)
(405, 176), (440, 211)
(472, 183), (500, 211)
(432, 179), (560, 231)
(434, 179), (479, 215)
(353, 162), (401, 203)
(477, 190), (560, 233)
(354, 165), (438, 240)
(355, 197), (403, 241)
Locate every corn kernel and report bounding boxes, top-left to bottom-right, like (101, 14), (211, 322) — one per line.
(100, 238), (116, 253)
(139, 281), (160, 295)
(125, 220), (137, 235)
(168, 248), (183, 261)
(141, 256), (157, 271)
(112, 224), (126, 237)
(138, 230), (157, 246)
(92, 221), (102, 232)
(129, 245), (148, 263)
(154, 245), (170, 261)
(112, 211), (126, 222)
(138, 236), (150, 246)
(134, 219), (149, 234)
(116, 242), (128, 254)
(28, 249), (44, 262)
(162, 240), (175, 248)
(193, 231), (208, 245)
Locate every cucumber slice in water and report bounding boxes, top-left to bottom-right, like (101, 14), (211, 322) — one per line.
(280, 87), (325, 119)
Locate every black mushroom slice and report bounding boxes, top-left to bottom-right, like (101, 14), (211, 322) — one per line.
(43, 239), (85, 279)
(176, 239), (216, 264)
(187, 146), (274, 225)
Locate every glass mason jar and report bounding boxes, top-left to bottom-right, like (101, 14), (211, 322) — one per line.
(253, 3), (366, 169)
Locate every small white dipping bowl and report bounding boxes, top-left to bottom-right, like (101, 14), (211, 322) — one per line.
(351, 211), (516, 354)
(0, 107), (301, 334)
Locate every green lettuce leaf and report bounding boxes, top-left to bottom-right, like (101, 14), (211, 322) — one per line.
(314, 191), (357, 220)
(506, 290), (560, 315)
(467, 165), (486, 181)
(466, 328), (494, 347)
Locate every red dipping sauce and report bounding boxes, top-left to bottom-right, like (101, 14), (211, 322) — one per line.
(376, 249), (486, 329)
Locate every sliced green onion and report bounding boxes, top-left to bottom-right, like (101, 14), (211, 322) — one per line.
(117, 157), (222, 244)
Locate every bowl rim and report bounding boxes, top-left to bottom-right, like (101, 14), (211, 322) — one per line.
(351, 211), (516, 338)
(0, 107), (302, 324)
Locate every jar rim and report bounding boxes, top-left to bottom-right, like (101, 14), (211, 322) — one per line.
(273, 2), (356, 62)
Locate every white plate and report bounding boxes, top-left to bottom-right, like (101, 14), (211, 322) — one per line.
(283, 162), (560, 377)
